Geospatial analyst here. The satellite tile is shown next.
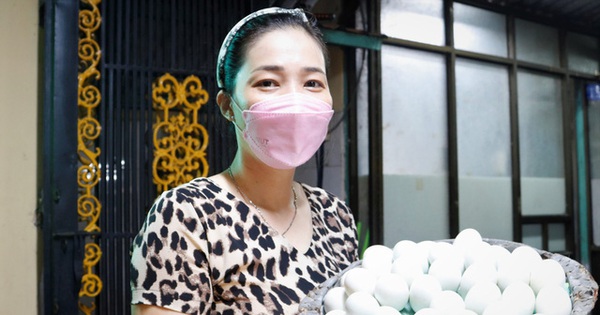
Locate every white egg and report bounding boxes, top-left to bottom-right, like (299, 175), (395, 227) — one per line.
(457, 262), (497, 298)
(488, 245), (510, 269)
(373, 272), (409, 310)
(414, 308), (442, 315)
(464, 241), (496, 267)
(458, 310), (478, 315)
(511, 245), (542, 273)
(429, 290), (465, 312)
(378, 305), (401, 315)
(416, 240), (437, 261)
(391, 257), (425, 287)
(428, 241), (454, 263)
(453, 228), (483, 252)
(535, 284), (572, 315)
(428, 257), (462, 291)
(430, 242), (465, 271)
(326, 310), (347, 315)
(362, 244), (394, 275)
(529, 258), (566, 294)
(323, 286), (347, 312)
(339, 270), (348, 287)
(464, 282), (501, 315)
(345, 291), (380, 315)
(501, 281), (535, 315)
(409, 274), (442, 312)
(343, 267), (377, 295)
(511, 244), (541, 259)
(482, 300), (518, 315)
(393, 240), (418, 260)
(392, 246), (430, 274)
(496, 254), (530, 290)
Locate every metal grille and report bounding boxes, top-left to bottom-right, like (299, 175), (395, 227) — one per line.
(95, 1), (269, 314)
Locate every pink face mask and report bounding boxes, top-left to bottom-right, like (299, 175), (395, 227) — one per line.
(231, 93), (334, 169)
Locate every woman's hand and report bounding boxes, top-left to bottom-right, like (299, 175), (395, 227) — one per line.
(131, 304), (187, 315)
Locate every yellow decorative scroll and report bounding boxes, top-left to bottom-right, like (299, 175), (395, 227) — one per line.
(152, 74), (210, 193)
(80, 243), (103, 297)
(78, 0), (102, 313)
(78, 0), (101, 232)
(79, 302), (97, 315)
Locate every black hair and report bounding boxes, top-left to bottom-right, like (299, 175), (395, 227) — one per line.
(219, 11), (329, 94)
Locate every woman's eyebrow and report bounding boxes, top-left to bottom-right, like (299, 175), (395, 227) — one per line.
(251, 65), (284, 73)
(250, 65), (325, 74)
(302, 66), (325, 74)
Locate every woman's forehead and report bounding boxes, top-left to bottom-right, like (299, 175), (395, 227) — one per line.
(243, 28), (326, 72)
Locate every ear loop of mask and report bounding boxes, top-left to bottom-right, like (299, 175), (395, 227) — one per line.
(228, 96), (245, 133)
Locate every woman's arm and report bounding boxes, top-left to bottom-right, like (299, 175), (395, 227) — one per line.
(130, 186), (214, 314)
(131, 304), (187, 315)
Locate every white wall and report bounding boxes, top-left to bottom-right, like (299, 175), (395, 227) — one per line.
(0, 0), (39, 313)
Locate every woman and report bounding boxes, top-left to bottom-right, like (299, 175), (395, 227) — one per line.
(131, 7), (358, 314)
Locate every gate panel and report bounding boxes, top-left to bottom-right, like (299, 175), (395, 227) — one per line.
(96, 1), (269, 314)
(44, 1), (271, 314)
(42, 0), (81, 314)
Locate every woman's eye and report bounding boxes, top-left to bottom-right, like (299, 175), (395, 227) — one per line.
(305, 80), (323, 88)
(256, 80), (276, 88)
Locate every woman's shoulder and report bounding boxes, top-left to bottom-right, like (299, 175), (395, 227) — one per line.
(300, 183), (350, 213)
(150, 177), (236, 216)
(299, 182), (338, 199)
(159, 177), (227, 202)
(302, 183), (358, 262)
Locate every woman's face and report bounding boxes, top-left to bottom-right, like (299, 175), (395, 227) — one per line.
(232, 27), (332, 115)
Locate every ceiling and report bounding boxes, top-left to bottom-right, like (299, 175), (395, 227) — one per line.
(271, 0), (600, 37)
(461, 0), (600, 37)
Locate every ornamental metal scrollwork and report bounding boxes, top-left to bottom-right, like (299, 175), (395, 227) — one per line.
(78, 0), (102, 314)
(78, 0), (101, 233)
(80, 243), (103, 297)
(152, 74), (210, 194)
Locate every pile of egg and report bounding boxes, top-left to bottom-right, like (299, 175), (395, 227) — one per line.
(324, 228), (572, 315)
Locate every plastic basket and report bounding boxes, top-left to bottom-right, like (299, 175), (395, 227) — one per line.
(298, 239), (598, 315)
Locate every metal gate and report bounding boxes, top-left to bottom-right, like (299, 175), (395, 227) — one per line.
(42, 0), (270, 314)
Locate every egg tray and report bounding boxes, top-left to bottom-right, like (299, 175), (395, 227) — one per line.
(297, 238), (598, 315)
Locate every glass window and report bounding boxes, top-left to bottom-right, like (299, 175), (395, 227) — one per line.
(548, 223), (566, 252)
(589, 88), (600, 245)
(456, 58), (512, 240)
(454, 3), (507, 57)
(515, 19), (559, 67)
(381, 0), (445, 46)
(523, 224), (543, 249)
(517, 71), (565, 215)
(567, 32), (600, 74)
(522, 224), (566, 252)
(356, 49), (370, 177)
(356, 48), (371, 234)
(381, 45), (449, 244)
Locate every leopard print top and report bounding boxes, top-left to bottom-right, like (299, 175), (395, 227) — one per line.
(130, 178), (358, 314)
